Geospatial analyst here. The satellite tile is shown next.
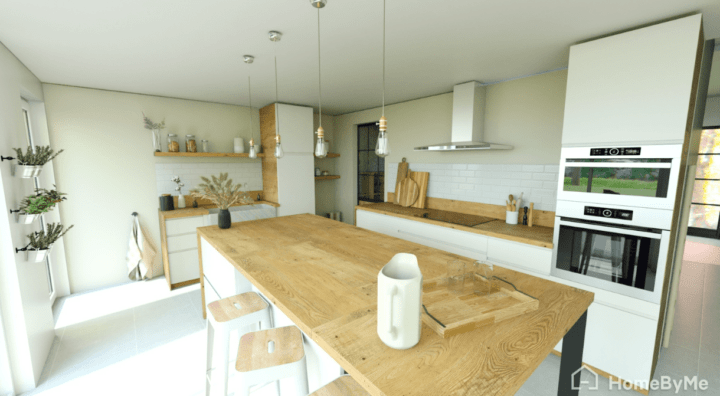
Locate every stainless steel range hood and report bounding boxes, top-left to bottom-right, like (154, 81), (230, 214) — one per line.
(415, 81), (512, 151)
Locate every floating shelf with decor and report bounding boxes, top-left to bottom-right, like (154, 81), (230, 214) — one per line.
(315, 175), (340, 181)
(315, 153), (340, 158)
(154, 152), (265, 158)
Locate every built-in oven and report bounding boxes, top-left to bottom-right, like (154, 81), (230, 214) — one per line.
(551, 200), (672, 304)
(557, 144), (683, 211)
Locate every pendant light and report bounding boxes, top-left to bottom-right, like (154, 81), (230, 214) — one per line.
(269, 30), (284, 159)
(313, 0), (328, 158)
(244, 55), (257, 159)
(375, 0), (390, 157)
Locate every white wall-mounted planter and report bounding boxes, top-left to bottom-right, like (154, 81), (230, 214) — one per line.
(11, 164), (42, 178)
(15, 213), (40, 224)
(26, 246), (52, 263)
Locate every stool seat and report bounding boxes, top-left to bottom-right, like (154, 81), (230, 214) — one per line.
(236, 325), (304, 372)
(310, 376), (370, 396)
(207, 292), (268, 323)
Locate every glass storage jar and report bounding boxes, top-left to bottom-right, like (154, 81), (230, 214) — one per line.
(201, 139), (209, 153)
(185, 135), (197, 153)
(167, 134), (179, 152)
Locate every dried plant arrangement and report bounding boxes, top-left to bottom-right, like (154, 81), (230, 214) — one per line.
(191, 173), (253, 210)
(28, 223), (73, 250)
(13, 146), (64, 166)
(142, 113), (166, 130)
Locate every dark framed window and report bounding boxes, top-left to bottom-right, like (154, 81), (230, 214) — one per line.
(688, 126), (720, 239)
(357, 122), (384, 203)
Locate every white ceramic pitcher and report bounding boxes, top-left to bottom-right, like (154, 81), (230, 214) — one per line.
(377, 253), (423, 349)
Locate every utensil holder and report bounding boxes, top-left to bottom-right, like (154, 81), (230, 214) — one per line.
(506, 211), (518, 225)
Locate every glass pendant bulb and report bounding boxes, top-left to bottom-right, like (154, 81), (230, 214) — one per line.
(274, 135), (284, 158)
(248, 138), (257, 159)
(375, 130), (390, 157)
(314, 126), (327, 158)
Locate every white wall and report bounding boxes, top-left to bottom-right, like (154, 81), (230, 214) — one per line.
(332, 70), (568, 223)
(0, 42), (56, 394)
(43, 84), (261, 293)
(155, 162), (262, 196)
(705, 96), (720, 126)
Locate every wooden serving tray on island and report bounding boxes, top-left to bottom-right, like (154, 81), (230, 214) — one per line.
(422, 276), (539, 338)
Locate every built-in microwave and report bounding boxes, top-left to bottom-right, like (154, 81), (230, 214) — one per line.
(557, 144), (683, 211)
(551, 200), (672, 304)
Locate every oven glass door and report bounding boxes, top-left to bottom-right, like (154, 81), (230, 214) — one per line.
(556, 221), (662, 295)
(563, 159), (671, 198)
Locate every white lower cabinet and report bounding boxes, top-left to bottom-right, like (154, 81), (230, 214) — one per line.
(200, 237), (342, 394)
(555, 302), (656, 386)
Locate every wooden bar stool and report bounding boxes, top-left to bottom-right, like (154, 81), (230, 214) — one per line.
(205, 292), (272, 396)
(310, 376), (370, 396)
(234, 325), (309, 396)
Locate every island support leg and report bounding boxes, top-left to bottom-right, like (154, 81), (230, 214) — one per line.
(557, 310), (587, 396)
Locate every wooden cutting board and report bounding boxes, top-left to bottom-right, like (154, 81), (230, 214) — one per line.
(393, 159), (409, 205)
(396, 178), (419, 207)
(422, 276), (539, 338)
(409, 171), (429, 209)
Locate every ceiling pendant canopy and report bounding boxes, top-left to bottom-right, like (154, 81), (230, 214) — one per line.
(309, 0), (327, 8)
(244, 55), (257, 159)
(375, 0), (390, 158)
(313, 0), (328, 158)
(269, 31), (284, 159)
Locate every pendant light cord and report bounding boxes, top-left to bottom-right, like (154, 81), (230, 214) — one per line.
(274, 40), (280, 137)
(382, 0), (386, 117)
(317, 8), (322, 128)
(247, 76), (253, 140)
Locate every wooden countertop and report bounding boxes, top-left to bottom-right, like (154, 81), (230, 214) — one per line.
(356, 203), (554, 249)
(197, 214), (593, 396)
(158, 200), (280, 220)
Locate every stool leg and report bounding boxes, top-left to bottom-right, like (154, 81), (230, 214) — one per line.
(205, 321), (215, 396)
(295, 357), (309, 396)
(235, 372), (250, 396)
(274, 380), (281, 396)
(217, 327), (230, 396)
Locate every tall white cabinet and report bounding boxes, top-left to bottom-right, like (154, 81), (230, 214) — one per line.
(260, 103), (315, 217)
(562, 14), (703, 146)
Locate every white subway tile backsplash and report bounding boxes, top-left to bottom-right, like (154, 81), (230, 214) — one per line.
(155, 162), (263, 196)
(386, 162), (559, 212)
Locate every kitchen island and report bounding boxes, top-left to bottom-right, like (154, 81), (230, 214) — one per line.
(197, 214), (593, 396)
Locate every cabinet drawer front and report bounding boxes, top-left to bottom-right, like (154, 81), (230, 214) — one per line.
(166, 216), (204, 236)
(168, 249), (200, 284)
(486, 238), (552, 275)
(167, 233), (199, 253)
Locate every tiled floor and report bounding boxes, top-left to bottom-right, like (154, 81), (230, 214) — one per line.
(21, 260), (720, 396)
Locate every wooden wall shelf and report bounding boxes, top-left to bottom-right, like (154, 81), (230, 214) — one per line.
(315, 175), (340, 181)
(154, 152), (265, 158)
(315, 153), (340, 158)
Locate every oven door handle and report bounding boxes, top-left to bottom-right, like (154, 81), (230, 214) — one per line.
(562, 162), (671, 169)
(558, 220), (662, 239)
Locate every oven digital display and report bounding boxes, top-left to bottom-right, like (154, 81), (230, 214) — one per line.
(584, 206), (633, 220)
(590, 147), (641, 156)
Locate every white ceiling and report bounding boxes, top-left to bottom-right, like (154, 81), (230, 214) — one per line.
(0, 0), (719, 115)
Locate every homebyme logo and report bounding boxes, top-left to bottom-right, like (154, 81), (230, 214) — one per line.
(571, 365), (711, 392)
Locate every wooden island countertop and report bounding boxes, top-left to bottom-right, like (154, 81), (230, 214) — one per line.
(196, 214), (593, 396)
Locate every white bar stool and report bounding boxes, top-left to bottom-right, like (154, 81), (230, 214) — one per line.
(205, 292), (272, 396)
(310, 375), (370, 396)
(234, 325), (309, 396)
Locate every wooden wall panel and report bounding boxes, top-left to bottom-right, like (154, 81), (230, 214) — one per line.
(260, 103), (279, 204)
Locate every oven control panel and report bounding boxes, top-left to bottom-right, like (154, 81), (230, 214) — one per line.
(584, 206), (633, 220)
(590, 147), (641, 156)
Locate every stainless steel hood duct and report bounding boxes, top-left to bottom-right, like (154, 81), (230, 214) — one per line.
(415, 81), (512, 151)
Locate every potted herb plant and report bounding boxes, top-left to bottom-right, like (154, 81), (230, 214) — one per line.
(12, 146), (63, 178)
(143, 113), (166, 152)
(15, 186), (67, 224)
(191, 173), (252, 229)
(25, 223), (73, 262)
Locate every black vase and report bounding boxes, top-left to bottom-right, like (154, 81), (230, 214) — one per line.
(218, 209), (231, 229)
